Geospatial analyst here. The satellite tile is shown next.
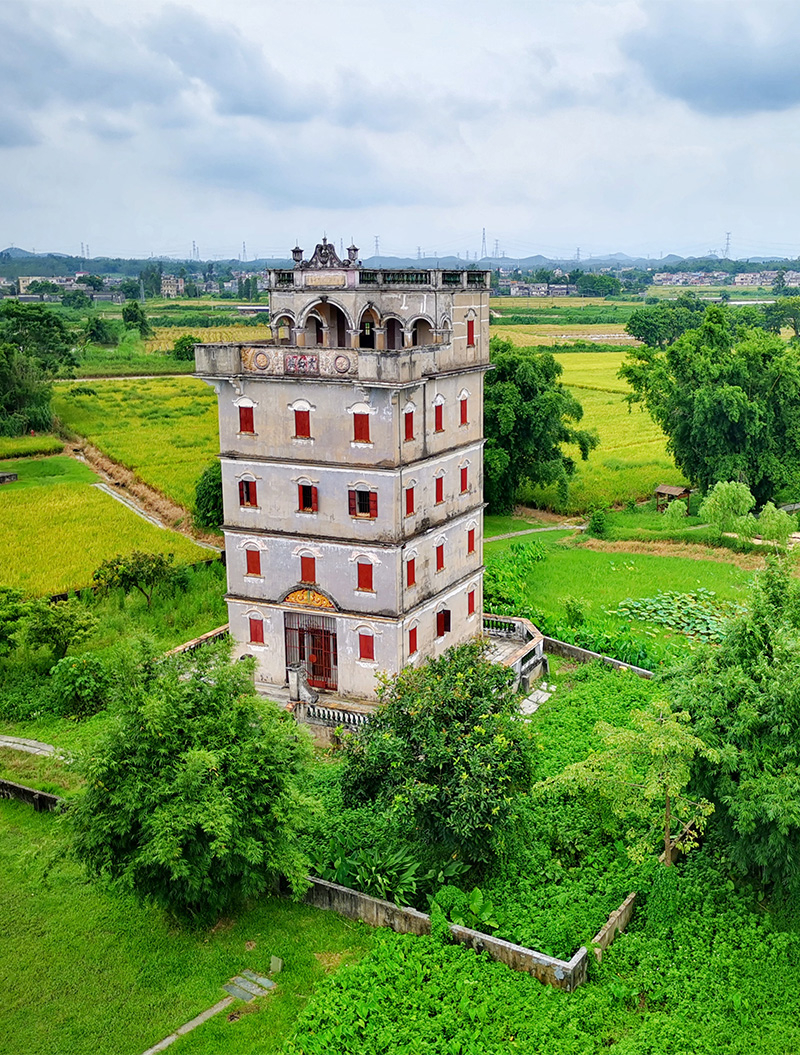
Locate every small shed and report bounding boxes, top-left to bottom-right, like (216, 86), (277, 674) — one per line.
(655, 484), (691, 513)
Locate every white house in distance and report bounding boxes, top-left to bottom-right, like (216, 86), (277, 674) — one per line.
(195, 239), (540, 707)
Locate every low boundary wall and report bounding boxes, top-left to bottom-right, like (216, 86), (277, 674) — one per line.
(543, 637), (653, 679)
(302, 876), (588, 991)
(0, 778), (62, 812)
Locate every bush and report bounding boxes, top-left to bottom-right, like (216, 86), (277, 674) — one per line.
(50, 652), (110, 718)
(587, 507), (607, 537)
(70, 642), (315, 922)
(194, 461), (223, 529)
(171, 334), (200, 361)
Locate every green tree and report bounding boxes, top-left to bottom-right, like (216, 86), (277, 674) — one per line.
(139, 262), (163, 299)
(119, 279), (141, 300)
(77, 275), (104, 291)
(541, 701), (715, 865)
(92, 551), (176, 607)
(483, 338), (598, 513)
(758, 501), (796, 548)
(61, 290), (91, 310)
(575, 273), (622, 297)
(0, 586), (31, 655)
(670, 558), (800, 892)
(121, 299), (152, 337)
(70, 642), (314, 921)
(0, 300), (75, 371)
(698, 481), (756, 540)
(342, 642), (532, 863)
(84, 315), (116, 345)
(171, 334), (200, 361)
(625, 295), (705, 349)
(620, 307), (800, 505)
(194, 462), (223, 529)
(26, 280), (61, 295)
(0, 343), (53, 435)
(16, 597), (97, 660)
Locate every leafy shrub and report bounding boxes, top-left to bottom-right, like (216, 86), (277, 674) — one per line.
(50, 652), (110, 718)
(587, 506), (608, 537)
(314, 835), (423, 907)
(662, 496), (687, 525)
(171, 334), (200, 361)
(15, 597), (97, 660)
(483, 540), (546, 613)
(194, 461), (223, 530)
(563, 596), (586, 627)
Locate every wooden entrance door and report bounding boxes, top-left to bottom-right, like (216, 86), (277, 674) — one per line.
(284, 613), (338, 691)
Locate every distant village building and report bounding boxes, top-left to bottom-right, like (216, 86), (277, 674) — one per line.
(195, 239), (545, 707)
(160, 275), (185, 298)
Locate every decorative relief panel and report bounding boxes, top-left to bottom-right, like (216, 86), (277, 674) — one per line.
(284, 588), (336, 609)
(241, 346), (357, 379)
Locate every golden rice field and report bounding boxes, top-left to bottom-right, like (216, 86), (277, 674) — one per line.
(53, 377), (219, 509)
(523, 349), (686, 512)
(490, 296), (616, 309)
(491, 324), (637, 347)
(145, 325), (273, 352)
(0, 457), (209, 596)
(0, 435), (63, 459)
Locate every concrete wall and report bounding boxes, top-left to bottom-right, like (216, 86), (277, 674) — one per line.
(543, 637), (653, 679)
(220, 443), (484, 544)
(301, 876), (588, 991)
(0, 778), (61, 812)
(213, 372), (485, 472)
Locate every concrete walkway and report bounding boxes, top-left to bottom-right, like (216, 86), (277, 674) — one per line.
(487, 523), (584, 542)
(0, 736), (57, 756)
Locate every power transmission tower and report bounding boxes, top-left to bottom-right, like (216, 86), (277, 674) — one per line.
(417, 246), (421, 259)
(493, 239), (499, 257)
(576, 247), (581, 263)
(374, 235), (379, 257)
(481, 228), (487, 259)
(724, 232), (731, 259)
(242, 241), (247, 261)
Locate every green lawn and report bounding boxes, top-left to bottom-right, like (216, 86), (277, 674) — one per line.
(485, 530), (755, 628)
(53, 377), (218, 509)
(0, 455), (210, 595)
(484, 513), (556, 537)
(0, 801), (374, 1055)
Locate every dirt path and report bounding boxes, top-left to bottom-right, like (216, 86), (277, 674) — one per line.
(63, 440), (222, 551)
(575, 536), (768, 570)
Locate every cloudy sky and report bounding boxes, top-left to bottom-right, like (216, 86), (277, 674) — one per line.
(2, 0), (799, 261)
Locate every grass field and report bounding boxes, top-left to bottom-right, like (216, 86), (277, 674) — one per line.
(0, 455), (210, 595)
(145, 324), (273, 352)
(1, 800), (373, 1055)
(485, 529), (755, 629)
(0, 434), (63, 458)
(53, 377), (219, 508)
(491, 324), (636, 346)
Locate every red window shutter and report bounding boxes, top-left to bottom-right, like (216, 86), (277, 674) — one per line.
(359, 633), (374, 661)
(443, 610), (451, 633)
(468, 589), (476, 615)
(300, 556), (315, 583)
(354, 413), (370, 443)
(405, 487), (415, 516)
(406, 557), (416, 587)
(460, 467), (468, 493)
(246, 549), (261, 575)
(468, 528), (475, 554)
(311, 486), (319, 512)
(404, 410), (414, 441)
(348, 489), (357, 516)
(357, 561), (373, 591)
(467, 319), (475, 346)
(435, 476), (444, 504)
(369, 491), (378, 518)
(460, 397), (468, 426)
(409, 627), (418, 655)
(239, 480), (246, 506)
(239, 406), (254, 433)
(249, 617), (264, 644)
(436, 544), (444, 572)
(434, 403), (443, 432)
(436, 611), (445, 637)
(294, 409), (310, 438)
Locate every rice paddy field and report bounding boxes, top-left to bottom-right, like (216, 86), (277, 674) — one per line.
(490, 324), (636, 347)
(0, 455), (209, 595)
(145, 324), (273, 352)
(53, 377), (219, 509)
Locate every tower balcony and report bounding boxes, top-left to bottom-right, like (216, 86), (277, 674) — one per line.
(269, 268), (491, 292)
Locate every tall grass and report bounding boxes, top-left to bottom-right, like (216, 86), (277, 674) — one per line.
(53, 377), (219, 508)
(0, 435), (63, 458)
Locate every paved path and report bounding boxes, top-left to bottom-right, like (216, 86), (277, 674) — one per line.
(0, 736), (57, 757)
(487, 523), (584, 542)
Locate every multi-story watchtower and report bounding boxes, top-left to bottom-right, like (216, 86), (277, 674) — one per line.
(195, 238), (491, 700)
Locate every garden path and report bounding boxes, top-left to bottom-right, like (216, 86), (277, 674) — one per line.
(0, 736), (56, 756)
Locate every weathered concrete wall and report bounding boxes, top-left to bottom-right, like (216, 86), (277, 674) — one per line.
(0, 778), (62, 812)
(543, 637), (653, 679)
(301, 876), (588, 991)
(591, 891), (637, 963)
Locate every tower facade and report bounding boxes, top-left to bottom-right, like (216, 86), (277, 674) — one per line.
(195, 240), (491, 700)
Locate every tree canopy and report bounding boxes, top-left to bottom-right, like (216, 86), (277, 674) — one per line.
(0, 343), (53, 436)
(624, 293), (706, 349)
(70, 642), (314, 921)
(620, 306), (800, 505)
(341, 641), (532, 864)
(669, 559), (800, 894)
(0, 300), (75, 371)
(483, 338), (598, 513)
